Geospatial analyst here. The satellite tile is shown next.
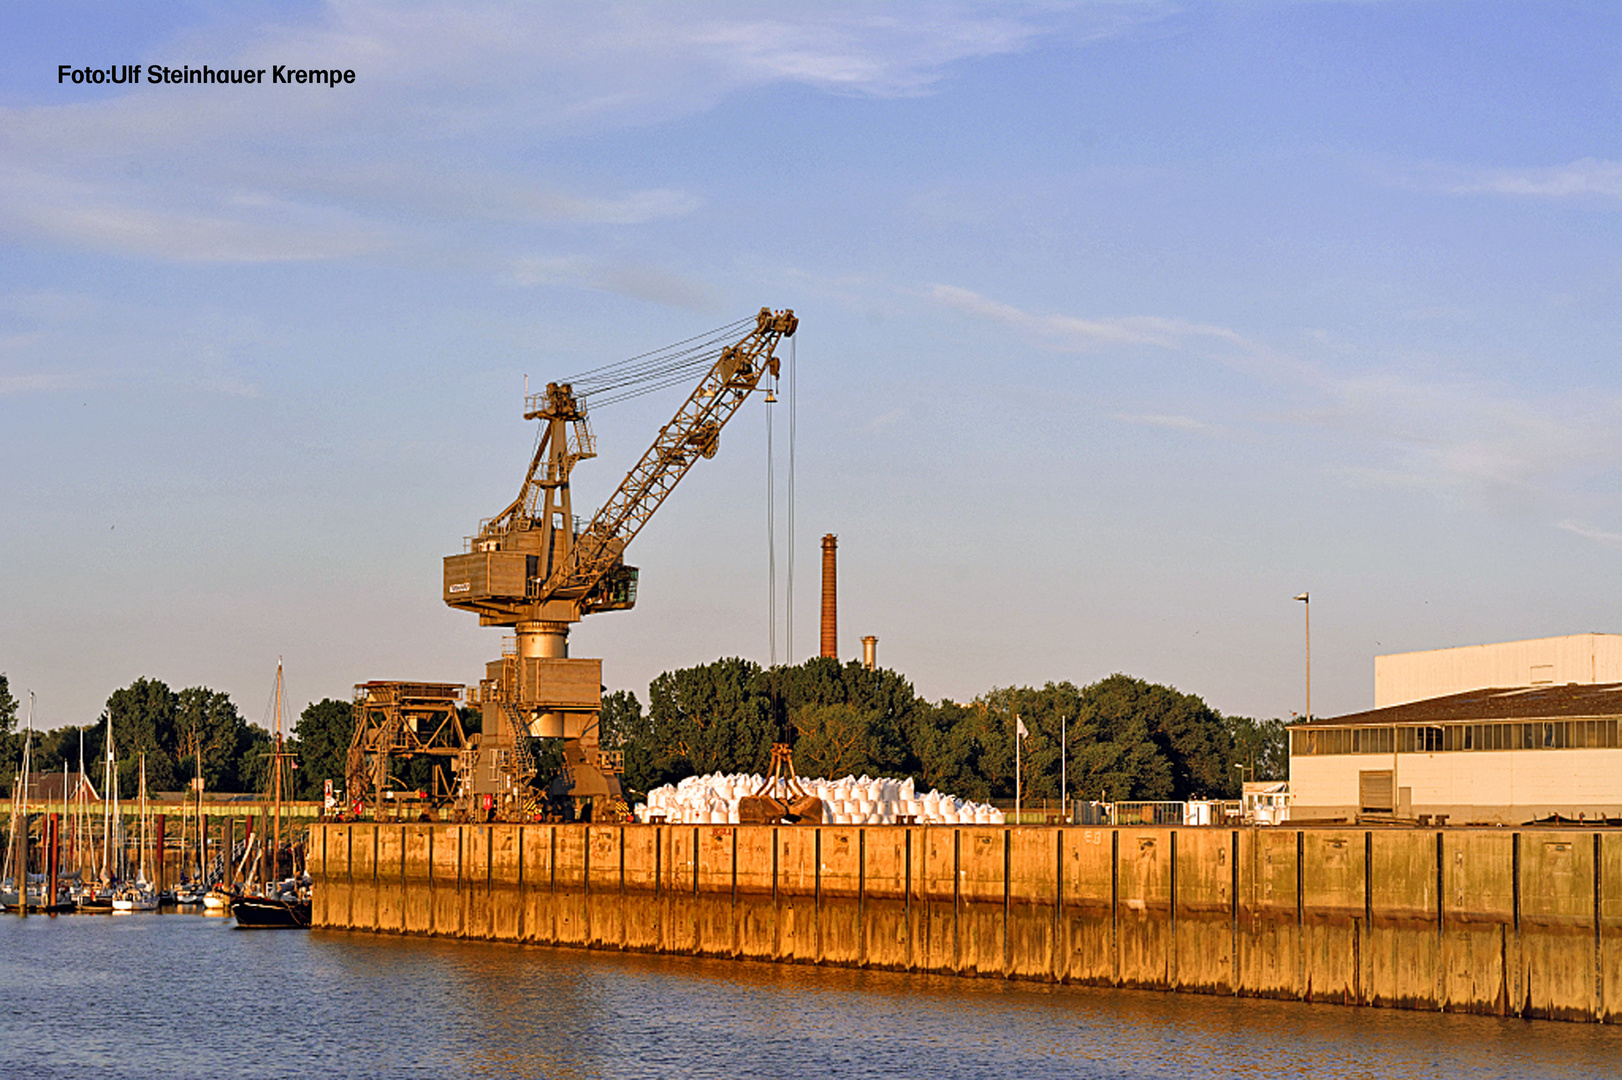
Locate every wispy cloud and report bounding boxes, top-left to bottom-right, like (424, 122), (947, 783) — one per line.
(0, 288), (268, 399)
(1556, 520), (1622, 550)
(688, 8), (1069, 97)
(0, 166), (395, 263)
(509, 256), (720, 313)
(0, 2), (1141, 275)
(0, 372), (94, 396)
(1112, 412), (1222, 435)
(922, 283), (1622, 514)
(1431, 158), (1622, 202)
(925, 283), (1249, 350)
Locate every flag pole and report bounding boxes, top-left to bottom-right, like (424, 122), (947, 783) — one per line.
(1014, 713), (1022, 824)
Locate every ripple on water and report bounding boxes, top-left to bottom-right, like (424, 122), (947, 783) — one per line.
(1, 914), (1617, 1080)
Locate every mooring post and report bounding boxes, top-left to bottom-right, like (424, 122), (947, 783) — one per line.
(154, 814), (166, 894)
(48, 813), (59, 912)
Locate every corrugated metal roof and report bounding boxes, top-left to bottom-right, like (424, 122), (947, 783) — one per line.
(1295, 682), (1622, 727)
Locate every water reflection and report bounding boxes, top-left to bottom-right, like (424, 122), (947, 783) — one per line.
(1, 914), (1616, 1079)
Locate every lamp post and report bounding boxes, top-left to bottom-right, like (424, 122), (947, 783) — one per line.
(1294, 591), (1311, 721)
(1061, 715), (1068, 819)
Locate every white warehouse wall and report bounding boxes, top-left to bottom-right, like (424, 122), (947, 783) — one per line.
(1374, 634), (1622, 708)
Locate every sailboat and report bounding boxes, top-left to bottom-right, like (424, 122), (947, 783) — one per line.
(112, 754), (158, 912)
(3, 694), (73, 913)
(76, 718), (121, 913)
(174, 726), (206, 905)
(234, 659), (311, 929)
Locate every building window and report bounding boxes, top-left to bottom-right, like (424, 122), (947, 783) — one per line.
(1292, 718), (1620, 756)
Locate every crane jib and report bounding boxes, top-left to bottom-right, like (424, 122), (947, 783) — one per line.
(543, 309), (794, 604)
(443, 308), (795, 622)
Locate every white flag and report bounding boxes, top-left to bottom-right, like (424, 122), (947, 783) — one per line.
(1016, 717), (1028, 738)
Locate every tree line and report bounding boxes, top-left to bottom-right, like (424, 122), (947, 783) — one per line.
(0, 672), (346, 800)
(602, 656), (1286, 803)
(1, 660), (1289, 804)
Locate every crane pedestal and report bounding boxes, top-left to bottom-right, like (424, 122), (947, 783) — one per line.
(456, 646), (626, 821)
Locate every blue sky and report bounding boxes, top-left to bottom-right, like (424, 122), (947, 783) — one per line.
(2, 2), (1618, 732)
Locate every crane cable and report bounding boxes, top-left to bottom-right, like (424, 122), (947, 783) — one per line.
(786, 332), (796, 665)
(767, 388), (776, 666)
(768, 332), (798, 668)
(562, 317), (755, 407)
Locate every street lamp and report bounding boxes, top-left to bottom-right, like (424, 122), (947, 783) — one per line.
(1294, 591), (1310, 721)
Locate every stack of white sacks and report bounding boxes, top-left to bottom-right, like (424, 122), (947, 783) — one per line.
(636, 772), (1006, 826)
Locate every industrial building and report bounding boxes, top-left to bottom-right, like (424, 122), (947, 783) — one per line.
(1374, 632), (1622, 707)
(1290, 634), (1622, 824)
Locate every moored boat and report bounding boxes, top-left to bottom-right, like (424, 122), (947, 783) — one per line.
(232, 889), (311, 928)
(111, 884), (158, 912)
(234, 660), (310, 929)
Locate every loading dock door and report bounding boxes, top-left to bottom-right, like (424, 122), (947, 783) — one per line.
(1359, 770), (1394, 814)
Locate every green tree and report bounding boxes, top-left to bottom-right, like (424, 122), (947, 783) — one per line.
(236, 724), (276, 795)
(175, 687), (253, 792)
(646, 657), (775, 778)
(0, 673), (17, 737)
(598, 690), (663, 801)
(1227, 714), (1290, 782)
(750, 656), (921, 782)
(0, 674), (19, 784)
(293, 698), (354, 800)
(789, 700), (905, 779)
(105, 678), (180, 794)
(1069, 675), (1183, 800)
(910, 699), (994, 798)
(31, 724), (92, 778)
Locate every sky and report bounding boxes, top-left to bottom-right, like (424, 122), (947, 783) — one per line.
(1, 1), (1618, 735)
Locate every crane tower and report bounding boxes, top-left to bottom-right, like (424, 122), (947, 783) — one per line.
(443, 307), (798, 819)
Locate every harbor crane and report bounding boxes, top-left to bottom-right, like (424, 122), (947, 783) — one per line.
(441, 307), (798, 819)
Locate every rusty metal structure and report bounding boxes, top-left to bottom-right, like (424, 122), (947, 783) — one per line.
(445, 307), (798, 819)
(345, 681), (467, 816)
(820, 533), (837, 659)
(737, 743), (823, 825)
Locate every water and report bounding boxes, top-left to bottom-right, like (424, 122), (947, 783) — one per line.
(1, 912), (1618, 1080)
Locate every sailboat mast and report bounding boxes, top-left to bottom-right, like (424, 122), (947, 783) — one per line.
(13, 694), (34, 914)
(192, 725), (204, 880)
(273, 659), (284, 884)
(76, 730), (83, 876)
(139, 753), (148, 885)
(105, 718), (119, 882)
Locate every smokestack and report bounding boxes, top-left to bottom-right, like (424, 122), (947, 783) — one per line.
(862, 635), (877, 671)
(820, 534), (838, 659)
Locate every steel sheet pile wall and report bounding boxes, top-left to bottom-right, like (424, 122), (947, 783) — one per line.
(312, 823), (1620, 1023)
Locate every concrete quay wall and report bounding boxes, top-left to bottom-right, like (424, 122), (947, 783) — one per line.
(309, 823), (1622, 1023)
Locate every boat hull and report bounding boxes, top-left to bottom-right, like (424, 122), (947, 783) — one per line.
(233, 896), (311, 929)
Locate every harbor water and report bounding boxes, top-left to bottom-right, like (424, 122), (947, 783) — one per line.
(1, 912), (1618, 1079)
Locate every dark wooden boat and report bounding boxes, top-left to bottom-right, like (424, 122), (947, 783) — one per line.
(232, 661), (312, 931)
(232, 894), (311, 928)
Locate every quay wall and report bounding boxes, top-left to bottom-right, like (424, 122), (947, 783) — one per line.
(309, 823), (1622, 1023)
